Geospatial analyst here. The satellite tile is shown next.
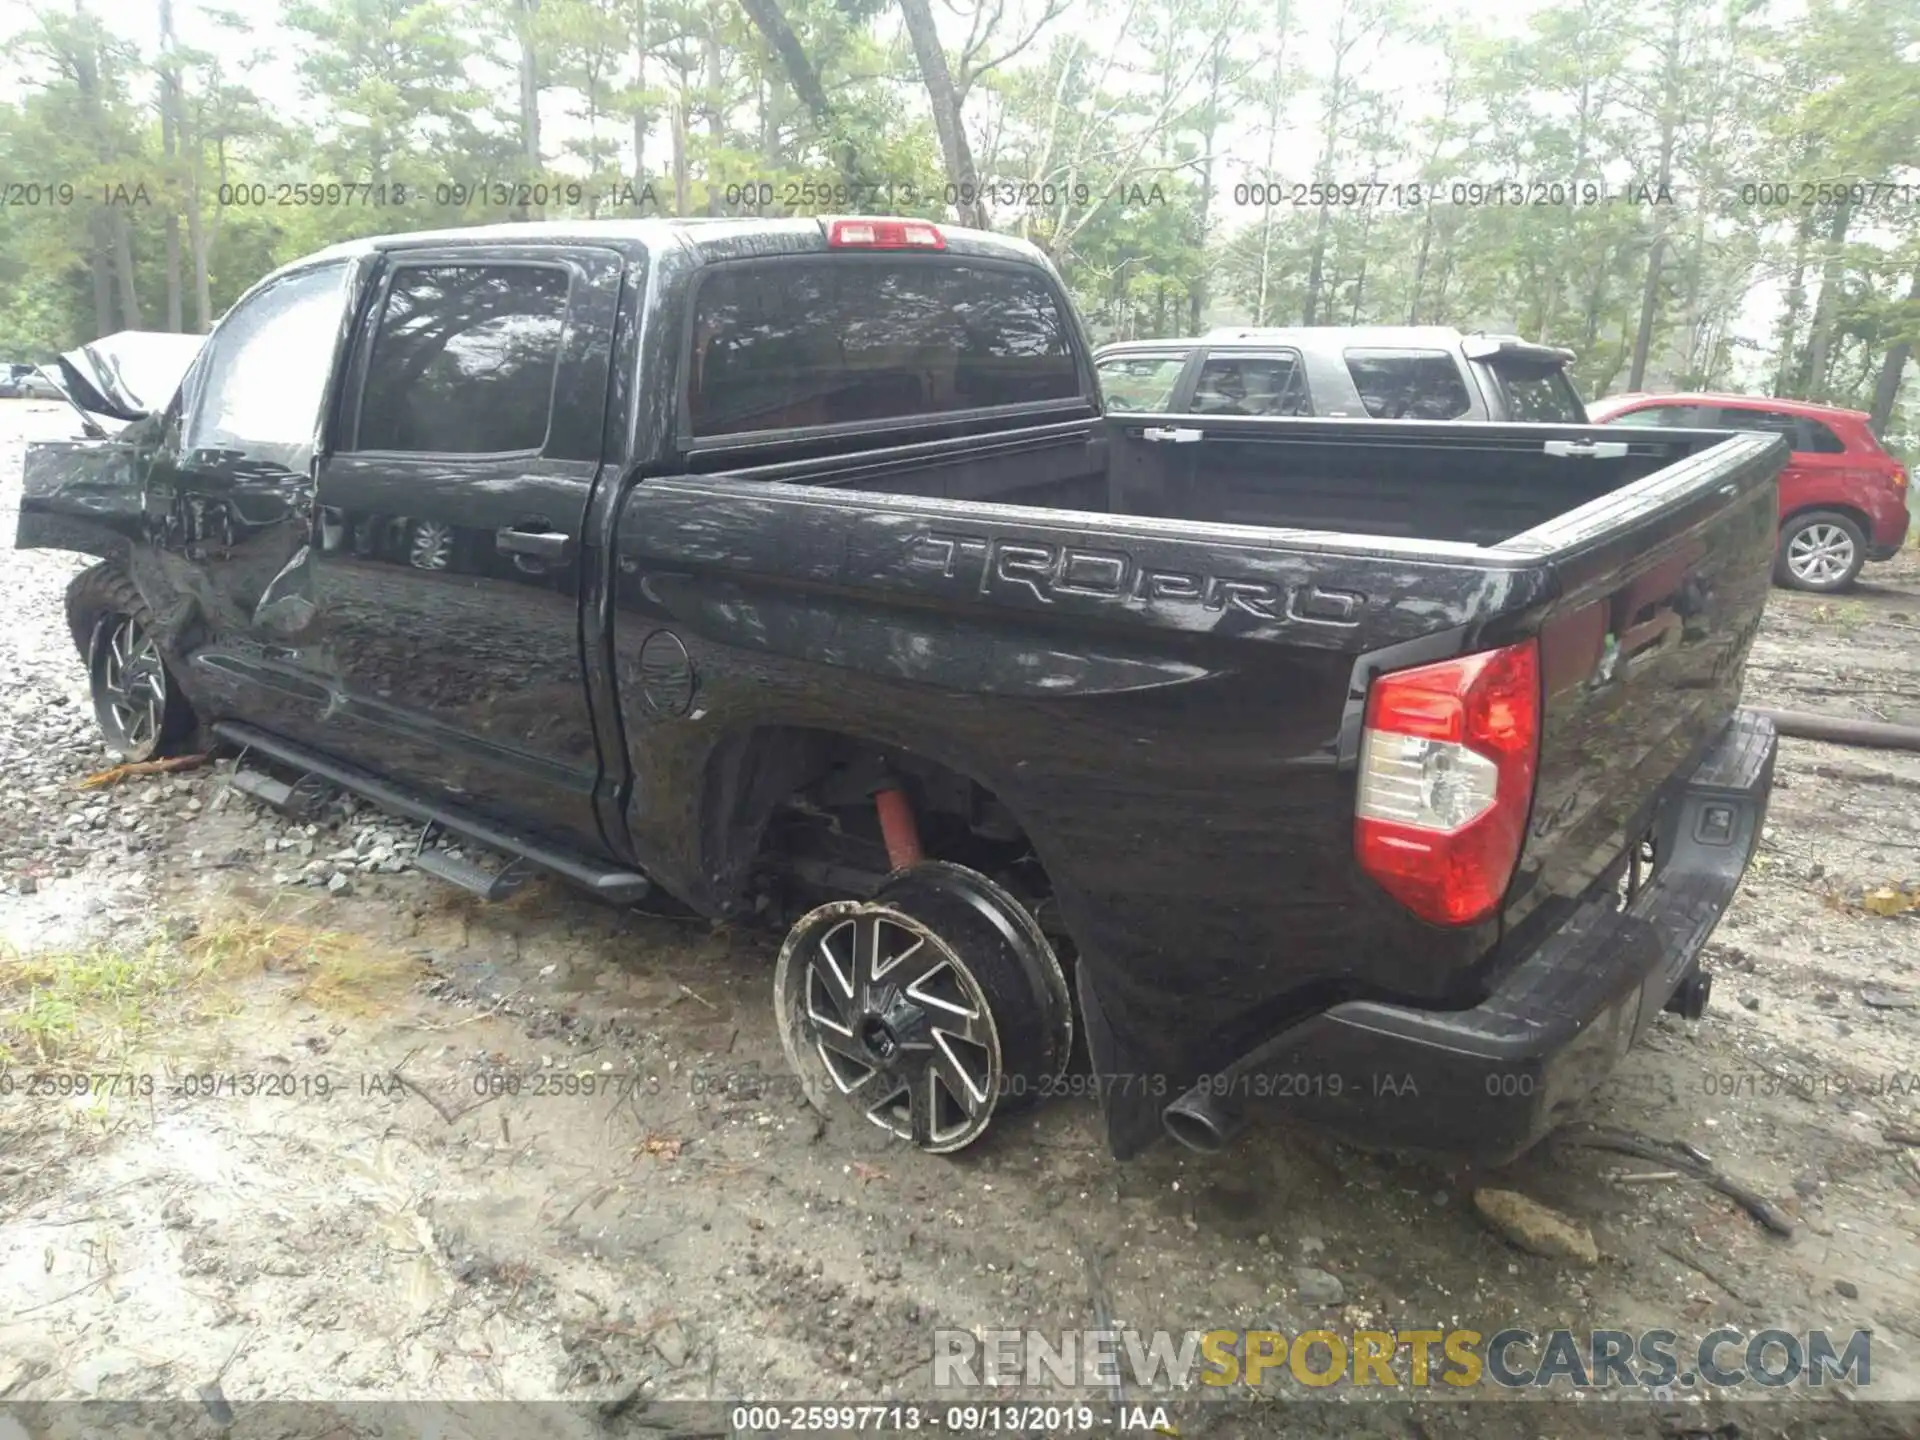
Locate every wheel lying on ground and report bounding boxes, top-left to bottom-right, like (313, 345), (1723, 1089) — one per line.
(774, 861), (1072, 1154)
(1775, 510), (1866, 592)
(69, 562), (196, 762)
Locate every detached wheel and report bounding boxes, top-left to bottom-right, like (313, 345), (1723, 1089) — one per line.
(72, 565), (195, 762)
(775, 862), (1071, 1154)
(1777, 510), (1865, 592)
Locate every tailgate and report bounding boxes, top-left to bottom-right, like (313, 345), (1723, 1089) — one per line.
(1501, 428), (1787, 934)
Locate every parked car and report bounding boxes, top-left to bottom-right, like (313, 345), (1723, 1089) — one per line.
(1588, 392), (1910, 592)
(1095, 325), (1589, 423)
(0, 362), (63, 400)
(18, 218), (1785, 1166)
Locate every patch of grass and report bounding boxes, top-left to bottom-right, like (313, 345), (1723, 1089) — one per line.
(0, 903), (418, 1065)
(181, 907), (418, 1014)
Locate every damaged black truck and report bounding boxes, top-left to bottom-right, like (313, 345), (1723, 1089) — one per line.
(17, 217), (1787, 1163)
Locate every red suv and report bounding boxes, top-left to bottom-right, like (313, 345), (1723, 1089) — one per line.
(1588, 392), (1911, 591)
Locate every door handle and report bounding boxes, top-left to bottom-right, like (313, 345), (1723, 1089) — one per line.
(495, 525), (573, 562)
(1141, 426), (1203, 444)
(1543, 439), (1629, 458)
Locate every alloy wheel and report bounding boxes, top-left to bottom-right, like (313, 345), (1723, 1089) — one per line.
(98, 613), (168, 753)
(1786, 523), (1856, 587)
(794, 907), (999, 1150)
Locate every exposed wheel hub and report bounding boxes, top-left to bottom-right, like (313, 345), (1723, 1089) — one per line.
(858, 986), (929, 1067)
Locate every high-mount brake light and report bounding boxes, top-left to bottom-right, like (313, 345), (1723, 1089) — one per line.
(1353, 638), (1541, 926)
(827, 218), (946, 250)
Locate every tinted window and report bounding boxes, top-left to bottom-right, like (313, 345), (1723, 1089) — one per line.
(186, 263), (350, 470)
(1097, 354), (1186, 412)
(1713, 407), (1802, 445)
(1192, 353), (1308, 416)
(356, 265), (570, 454)
(1494, 362), (1583, 423)
(1805, 419), (1848, 454)
(1599, 404), (1698, 428)
(689, 259), (1079, 436)
(1343, 349), (1471, 420)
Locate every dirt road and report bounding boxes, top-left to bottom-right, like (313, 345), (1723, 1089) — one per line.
(2, 399), (1917, 1438)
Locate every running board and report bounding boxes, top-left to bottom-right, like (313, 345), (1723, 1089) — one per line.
(228, 764), (333, 822)
(413, 843), (536, 903)
(212, 721), (650, 904)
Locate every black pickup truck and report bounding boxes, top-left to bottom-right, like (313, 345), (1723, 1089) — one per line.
(18, 217), (1786, 1163)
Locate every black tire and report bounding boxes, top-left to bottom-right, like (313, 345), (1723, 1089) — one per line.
(773, 863), (1072, 1154)
(1775, 510), (1866, 592)
(68, 562), (196, 762)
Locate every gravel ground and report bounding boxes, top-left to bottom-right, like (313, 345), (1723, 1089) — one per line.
(2, 397), (1918, 1439)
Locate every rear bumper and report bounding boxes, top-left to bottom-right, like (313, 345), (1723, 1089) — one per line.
(1175, 709), (1776, 1164)
(1868, 506), (1909, 561)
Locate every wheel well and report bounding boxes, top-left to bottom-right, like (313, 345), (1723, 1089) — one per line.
(1781, 504), (1869, 538)
(701, 725), (1062, 936)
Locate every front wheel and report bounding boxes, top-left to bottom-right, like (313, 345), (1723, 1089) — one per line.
(72, 565), (196, 762)
(1776, 510), (1866, 592)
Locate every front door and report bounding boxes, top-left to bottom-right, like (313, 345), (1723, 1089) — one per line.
(308, 246), (625, 855)
(141, 258), (361, 742)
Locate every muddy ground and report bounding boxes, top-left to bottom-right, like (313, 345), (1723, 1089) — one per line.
(2, 397), (1918, 1439)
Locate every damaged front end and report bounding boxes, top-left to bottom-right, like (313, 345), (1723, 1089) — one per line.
(15, 330), (203, 561)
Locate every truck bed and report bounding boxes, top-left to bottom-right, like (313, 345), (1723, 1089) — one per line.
(694, 414), (1747, 549)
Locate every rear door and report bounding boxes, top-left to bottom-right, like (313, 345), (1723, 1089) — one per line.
(1186, 348), (1311, 417)
(309, 245), (625, 854)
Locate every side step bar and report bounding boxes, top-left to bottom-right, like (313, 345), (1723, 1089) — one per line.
(229, 764), (334, 822)
(213, 721), (650, 905)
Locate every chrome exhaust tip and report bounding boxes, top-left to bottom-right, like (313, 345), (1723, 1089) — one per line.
(1162, 1087), (1246, 1153)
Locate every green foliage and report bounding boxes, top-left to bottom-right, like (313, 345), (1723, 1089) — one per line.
(0, 0), (1912, 438)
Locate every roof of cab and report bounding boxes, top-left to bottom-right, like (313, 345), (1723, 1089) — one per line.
(284, 216), (1050, 276)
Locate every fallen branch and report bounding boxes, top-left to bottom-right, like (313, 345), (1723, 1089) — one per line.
(1558, 1126), (1795, 1237)
(1754, 709), (1920, 752)
(76, 751), (212, 790)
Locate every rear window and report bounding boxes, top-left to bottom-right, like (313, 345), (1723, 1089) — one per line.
(688, 258), (1081, 437)
(1805, 419), (1848, 454)
(1343, 349), (1472, 420)
(1493, 361), (1583, 423)
(1713, 406), (1802, 445)
(1097, 354), (1186, 412)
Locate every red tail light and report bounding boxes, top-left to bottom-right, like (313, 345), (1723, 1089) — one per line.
(827, 217), (946, 250)
(1354, 638), (1541, 926)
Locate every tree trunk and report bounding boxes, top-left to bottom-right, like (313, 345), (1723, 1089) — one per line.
(159, 0), (183, 332)
(1187, 43), (1225, 331)
(631, 0), (648, 184)
(671, 96), (690, 215)
(736, 0), (858, 185)
(1626, 0), (1682, 391)
(517, 0), (542, 169)
(704, 18), (724, 215)
(111, 208), (142, 329)
(1773, 206), (1816, 396)
(898, 0), (984, 227)
(1300, 0), (1353, 326)
(1799, 198), (1853, 400)
(89, 218), (114, 340)
(1868, 262), (1920, 436)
